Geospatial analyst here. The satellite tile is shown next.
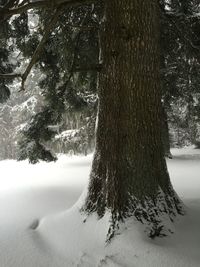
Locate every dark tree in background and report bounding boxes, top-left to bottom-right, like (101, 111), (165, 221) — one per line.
(0, 2), (101, 161)
(160, 0), (200, 148)
(0, 0), (15, 103)
(17, 5), (101, 163)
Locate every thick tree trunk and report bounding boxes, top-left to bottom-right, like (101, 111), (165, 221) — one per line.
(83, 0), (184, 239)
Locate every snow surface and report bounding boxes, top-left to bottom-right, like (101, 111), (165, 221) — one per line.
(0, 148), (199, 267)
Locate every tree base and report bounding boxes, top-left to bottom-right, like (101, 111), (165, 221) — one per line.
(33, 190), (196, 267)
(165, 151), (173, 159)
(83, 186), (185, 242)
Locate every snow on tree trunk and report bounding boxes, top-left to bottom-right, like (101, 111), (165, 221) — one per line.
(83, 0), (184, 239)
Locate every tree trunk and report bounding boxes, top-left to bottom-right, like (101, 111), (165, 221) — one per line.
(161, 105), (173, 158)
(83, 0), (184, 239)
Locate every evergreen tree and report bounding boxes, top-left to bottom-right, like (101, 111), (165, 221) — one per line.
(0, 2), (101, 162)
(0, 0), (186, 239)
(17, 4), (100, 162)
(160, 0), (200, 148)
(83, 0), (184, 239)
(1, 1), (199, 161)
(0, 0), (15, 102)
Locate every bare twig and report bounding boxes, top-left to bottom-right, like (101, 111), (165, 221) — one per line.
(0, 73), (22, 79)
(2, 0), (18, 9)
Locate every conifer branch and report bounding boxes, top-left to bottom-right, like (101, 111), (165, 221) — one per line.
(159, 5), (200, 52)
(0, 0), (96, 21)
(169, 17), (200, 52)
(3, 0), (19, 9)
(0, 7), (62, 91)
(0, 0), (99, 91)
(19, 7), (63, 91)
(59, 6), (95, 94)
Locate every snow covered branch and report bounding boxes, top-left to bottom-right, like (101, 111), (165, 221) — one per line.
(20, 7), (63, 91)
(0, 0), (96, 21)
(0, 7), (63, 91)
(0, 0), (99, 91)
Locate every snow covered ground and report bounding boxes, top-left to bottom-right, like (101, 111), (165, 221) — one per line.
(0, 148), (199, 267)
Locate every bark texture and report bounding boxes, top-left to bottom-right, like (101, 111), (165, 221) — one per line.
(161, 105), (173, 159)
(83, 0), (184, 239)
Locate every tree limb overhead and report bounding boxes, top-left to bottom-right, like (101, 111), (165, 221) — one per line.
(0, 0), (97, 21)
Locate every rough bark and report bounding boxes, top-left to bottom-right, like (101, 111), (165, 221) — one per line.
(161, 105), (173, 159)
(83, 0), (184, 239)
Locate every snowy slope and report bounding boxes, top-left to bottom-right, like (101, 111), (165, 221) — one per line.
(0, 155), (91, 267)
(0, 149), (199, 267)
